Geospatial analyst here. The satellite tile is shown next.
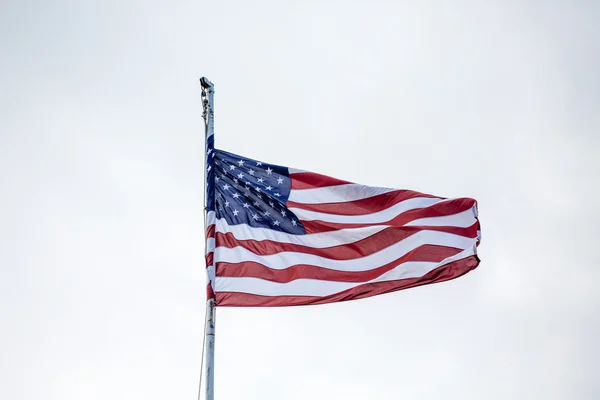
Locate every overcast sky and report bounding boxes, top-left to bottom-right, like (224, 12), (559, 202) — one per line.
(1, 1), (599, 399)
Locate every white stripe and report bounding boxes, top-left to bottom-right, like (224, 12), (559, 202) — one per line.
(288, 184), (396, 204)
(289, 197), (442, 223)
(214, 246), (476, 296)
(288, 167), (306, 174)
(404, 206), (477, 228)
(206, 264), (215, 281)
(207, 210), (216, 226)
(215, 218), (389, 248)
(205, 238), (215, 254)
(214, 230), (477, 271)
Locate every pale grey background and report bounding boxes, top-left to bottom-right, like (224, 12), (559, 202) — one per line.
(1, 1), (599, 399)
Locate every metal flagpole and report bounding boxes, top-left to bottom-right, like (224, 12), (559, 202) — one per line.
(200, 77), (216, 400)
(204, 298), (216, 400)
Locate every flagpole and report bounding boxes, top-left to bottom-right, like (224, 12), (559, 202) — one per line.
(200, 76), (216, 400)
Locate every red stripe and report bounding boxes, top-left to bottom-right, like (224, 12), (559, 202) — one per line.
(301, 198), (477, 234)
(206, 224), (216, 238)
(216, 245), (463, 283)
(287, 189), (441, 215)
(215, 255), (480, 306)
(206, 283), (216, 300)
(214, 223), (479, 259)
(290, 172), (351, 190)
(205, 252), (214, 267)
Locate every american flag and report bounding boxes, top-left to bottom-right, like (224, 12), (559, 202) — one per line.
(205, 145), (481, 307)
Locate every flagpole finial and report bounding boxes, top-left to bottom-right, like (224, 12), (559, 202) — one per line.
(200, 77), (214, 89)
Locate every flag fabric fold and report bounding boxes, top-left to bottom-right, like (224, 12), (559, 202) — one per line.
(205, 149), (481, 307)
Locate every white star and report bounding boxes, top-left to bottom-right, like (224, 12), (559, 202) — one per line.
(232, 209), (239, 216)
(237, 160), (245, 166)
(255, 187), (261, 192)
(229, 165), (236, 170)
(256, 194), (262, 199)
(264, 211), (270, 217)
(274, 193), (281, 197)
(291, 220), (297, 226)
(273, 220), (280, 226)
(266, 185), (272, 191)
(242, 203), (250, 208)
(232, 193), (240, 199)
(215, 176), (220, 182)
(280, 210), (286, 217)
(252, 213), (259, 220)
(224, 200), (230, 207)
(249, 169), (255, 176)
(223, 184), (230, 190)
(256, 161), (262, 166)
(253, 201), (260, 207)
(276, 177), (284, 184)
(266, 167), (273, 175)
(257, 178), (264, 183)
(233, 178), (238, 184)
(269, 201), (275, 207)
(237, 173), (244, 179)
(211, 153), (215, 158)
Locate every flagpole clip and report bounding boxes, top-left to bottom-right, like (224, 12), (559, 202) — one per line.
(200, 78), (214, 125)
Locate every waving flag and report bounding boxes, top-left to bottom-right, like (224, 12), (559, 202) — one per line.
(205, 146), (481, 307)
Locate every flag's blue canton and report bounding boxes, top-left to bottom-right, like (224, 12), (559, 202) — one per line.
(214, 149), (306, 234)
(205, 134), (215, 212)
